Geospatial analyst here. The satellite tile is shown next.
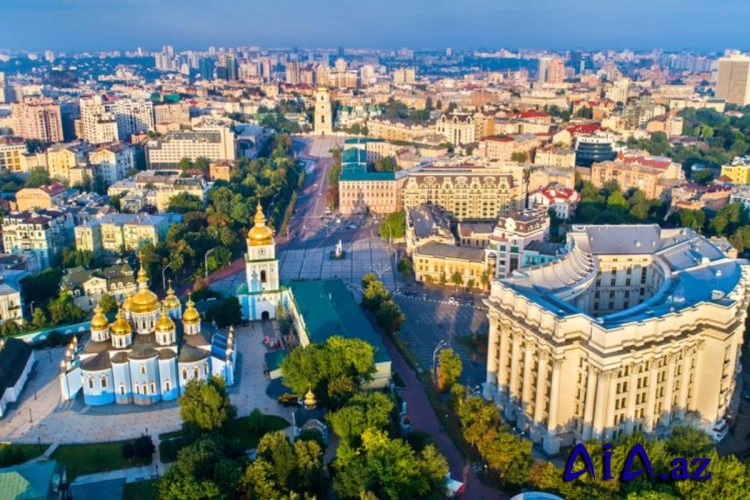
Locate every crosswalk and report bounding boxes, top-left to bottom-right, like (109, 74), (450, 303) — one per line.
(392, 289), (489, 312)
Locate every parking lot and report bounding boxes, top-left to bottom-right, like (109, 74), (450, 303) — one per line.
(393, 286), (489, 388)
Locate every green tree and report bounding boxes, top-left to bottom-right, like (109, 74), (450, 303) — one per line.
(376, 299), (405, 335)
(205, 297), (242, 328)
(373, 157), (397, 172)
(328, 392), (394, 447)
(692, 169), (714, 185)
(450, 271), (463, 288)
(98, 293), (118, 314)
(159, 436), (239, 500)
(179, 377), (237, 435)
(379, 211), (406, 240)
(24, 167), (51, 188)
(510, 151), (527, 163)
(437, 348), (462, 391)
(31, 308), (48, 329)
(361, 280), (389, 312)
(168, 193), (204, 213)
(396, 258), (413, 277)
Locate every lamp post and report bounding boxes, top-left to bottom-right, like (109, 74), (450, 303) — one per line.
(28, 408), (32, 424)
(162, 262), (172, 292)
(432, 340), (447, 383)
(205, 248), (217, 278)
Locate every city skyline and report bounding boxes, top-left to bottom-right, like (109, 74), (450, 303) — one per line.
(1, 0), (750, 52)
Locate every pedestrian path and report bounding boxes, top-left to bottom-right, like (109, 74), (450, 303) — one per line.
(392, 289), (489, 311)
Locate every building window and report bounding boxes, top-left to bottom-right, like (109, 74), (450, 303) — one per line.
(88, 377), (94, 389)
(120, 384), (126, 395)
(260, 270), (267, 283)
(140, 365), (146, 375)
(204, 364), (209, 375)
(193, 367), (200, 379)
(182, 368), (188, 380)
(101, 375), (108, 388)
(135, 385), (140, 394)
(151, 383), (156, 393)
(165, 381), (171, 392)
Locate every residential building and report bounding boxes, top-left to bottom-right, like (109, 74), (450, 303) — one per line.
(486, 209), (550, 278)
(528, 166), (577, 191)
(0, 279), (23, 325)
(61, 263), (137, 310)
(112, 98), (155, 138)
(405, 204), (455, 255)
(107, 170), (207, 213)
(154, 102), (191, 133)
(209, 160), (233, 182)
(458, 221), (494, 248)
(59, 260), (236, 406)
(436, 113), (475, 146)
(413, 242), (487, 288)
(145, 125), (236, 168)
(721, 156), (750, 185)
(286, 61), (301, 84)
(538, 57), (565, 84)
(15, 182), (66, 211)
(484, 225), (750, 454)
(367, 117), (436, 143)
(534, 146), (576, 168)
(646, 115), (684, 138)
(2, 209), (75, 268)
(88, 142), (136, 187)
(401, 162), (527, 221)
(10, 97), (64, 142)
(716, 55), (750, 106)
(477, 134), (541, 162)
(79, 95), (119, 144)
(0, 136), (26, 173)
(74, 213), (169, 256)
(574, 132), (617, 167)
(313, 86), (333, 135)
(46, 142), (94, 183)
(393, 67), (416, 85)
(670, 183), (731, 213)
(592, 155), (685, 199)
(529, 184), (581, 220)
(729, 184), (750, 212)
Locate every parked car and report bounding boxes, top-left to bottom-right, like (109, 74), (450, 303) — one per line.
(277, 394), (301, 407)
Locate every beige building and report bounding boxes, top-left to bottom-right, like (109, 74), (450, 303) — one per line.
(529, 166), (576, 191)
(436, 113), (475, 146)
(339, 171), (403, 215)
(486, 209), (550, 278)
(484, 225), (750, 454)
(88, 142), (135, 187)
(79, 95), (119, 144)
(313, 86), (333, 135)
(716, 55), (750, 107)
(393, 67), (416, 85)
(154, 102), (191, 129)
(534, 147), (576, 169)
(46, 142), (94, 183)
(10, 98), (64, 143)
(367, 117), (436, 143)
(145, 125), (236, 168)
(405, 204), (455, 255)
(107, 170), (207, 213)
(413, 242), (487, 288)
(402, 162), (527, 221)
(75, 214), (169, 256)
(15, 183), (66, 212)
(0, 137), (26, 173)
(592, 156), (685, 200)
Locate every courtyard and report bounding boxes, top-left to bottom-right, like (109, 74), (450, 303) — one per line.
(0, 322), (293, 445)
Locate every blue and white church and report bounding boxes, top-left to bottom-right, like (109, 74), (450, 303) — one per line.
(59, 258), (236, 406)
(238, 202), (283, 321)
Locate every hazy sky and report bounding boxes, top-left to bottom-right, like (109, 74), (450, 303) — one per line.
(1, 0), (748, 52)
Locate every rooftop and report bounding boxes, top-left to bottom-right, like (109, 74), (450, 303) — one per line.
(415, 242), (486, 262)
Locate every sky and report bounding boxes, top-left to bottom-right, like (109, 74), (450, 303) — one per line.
(0, 0), (748, 53)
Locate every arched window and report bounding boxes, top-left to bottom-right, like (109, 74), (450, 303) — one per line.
(135, 385), (140, 394)
(150, 382), (156, 393)
(120, 384), (126, 395)
(182, 368), (188, 380)
(140, 365), (146, 375)
(143, 383), (148, 394)
(101, 375), (108, 388)
(193, 367), (199, 379)
(88, 377), (94, 389)
(165, 381), (171, 392)
(260, 270), (267, 283)
(204, 364), (209, 375)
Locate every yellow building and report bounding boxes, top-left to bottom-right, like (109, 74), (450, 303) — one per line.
(721, 157), (750, 185)
(367, 117), (436, 143)
(413, 242), (487, 288)
(0, 137), (27, 173)
(484, 225), (750, 454)
(75, 214), (169, 256)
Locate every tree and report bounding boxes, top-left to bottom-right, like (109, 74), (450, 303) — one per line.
(98, 293), (118, 314)
(168, 193), (204, 214)
(480, 270), (490, 290)
(373, 157), (397, 172)
(450, 271), (463, 288)
(510, 151), (527, 163)
(396, 258), (413, 277)
(361, 273), (378, 290)
(31, 308), (48, 329)
(437, 348), (462, 391)
(376, 300), (405, 335)
(379, 211), (406, 241)
(361, 280), (389, 312)
(179, 377), (237, 435)
(47, 291), (86, 325)
(205, 297), (242, 328)
(24, 167), (51, 188)
(328, 392), (395, 447)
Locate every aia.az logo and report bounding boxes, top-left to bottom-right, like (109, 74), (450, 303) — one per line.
(564, 443), (712, 482)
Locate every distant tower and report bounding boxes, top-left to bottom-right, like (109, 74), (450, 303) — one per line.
(314, 86), (333, 135)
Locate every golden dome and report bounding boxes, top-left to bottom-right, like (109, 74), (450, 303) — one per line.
(131, 253), (159, 314)
(247, 201), (274, 246)
(90, 303), (109, 330)
(182, 295), (201, 325)
(304, 387), (317, 408)
(110, 309), (132, 336)
(155, 303), (176, 333)
(163, 281), (181, 310)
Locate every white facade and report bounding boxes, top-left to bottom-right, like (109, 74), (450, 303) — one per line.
(239, 203), (282, 321)
(145, 125), (236, 168)
(89, 143), (136, 186)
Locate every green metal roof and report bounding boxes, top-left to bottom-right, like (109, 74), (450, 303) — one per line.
(0, 460), (60, 500)
(286, 279), (390, 364)
(344, 137), (384, 145)
(341, 148), (368, 165)
(340, 171), (396, 181)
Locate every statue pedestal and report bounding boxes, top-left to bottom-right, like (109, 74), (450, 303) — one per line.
(329, 250), (346, 260)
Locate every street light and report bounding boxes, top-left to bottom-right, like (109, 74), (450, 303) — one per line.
(205, 247), (217, 278)
(432, 340), (447, 383)
(162, 262), (172, 291)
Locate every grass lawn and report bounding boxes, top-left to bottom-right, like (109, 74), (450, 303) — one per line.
(225, 414), (290, 450)
(0, 443), (49, 460)
(51, 440), (152, 480)
(123, 479), (159, 500)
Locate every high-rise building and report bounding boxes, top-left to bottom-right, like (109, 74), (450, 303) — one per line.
(393, 67), (416, 85)
(145, 125), (236, 167)
(538, 57), (565, 84)
(79, 95), (119, 144)
(224, 55), (238, 81)
(111, 99), (154, 139)
(335, 58), (347, 73)
(199, 58), (215, 81)
(10, 97), (64, 143)
(716, 55), (750, 106)
(314, 86), (333, 135)
(285, 61), (301, 85)
(569, 51), (585, 75)
(0, 72), (10, 104)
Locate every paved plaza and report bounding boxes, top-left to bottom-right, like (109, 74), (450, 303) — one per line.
(0, 323), (293, 444)
(300, 136), (346, 159)
(211, 237), (397, 295)
(394, 293), (489, 389)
